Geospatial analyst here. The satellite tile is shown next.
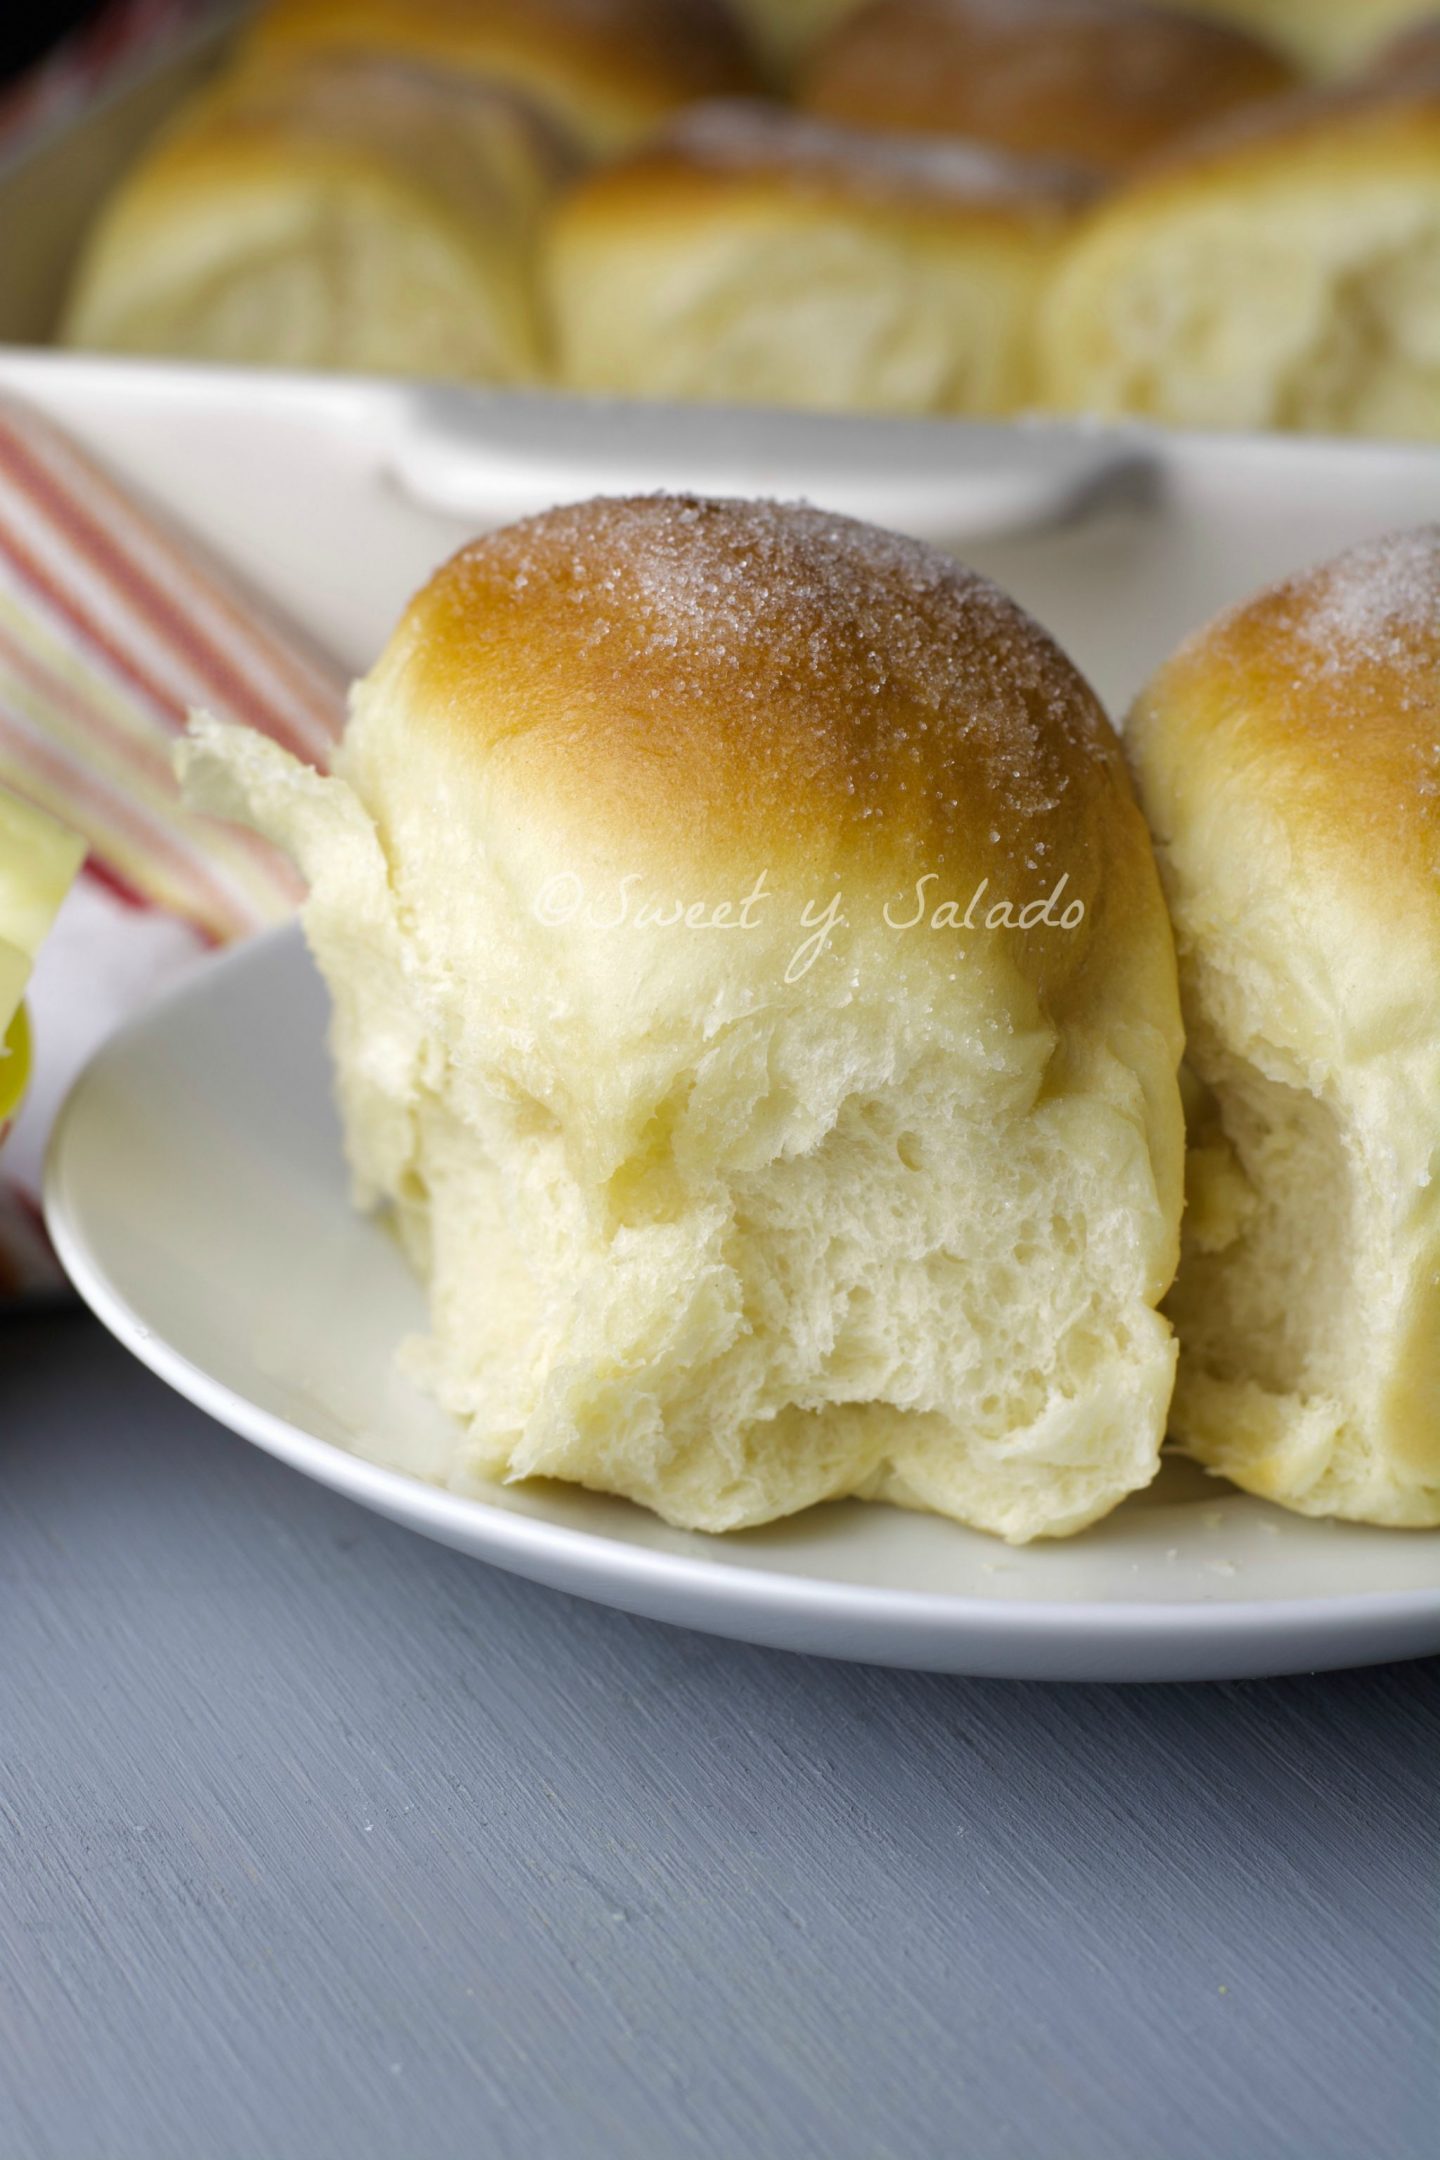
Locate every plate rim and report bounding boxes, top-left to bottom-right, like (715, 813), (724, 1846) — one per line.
(42, 924), (1440, 1662)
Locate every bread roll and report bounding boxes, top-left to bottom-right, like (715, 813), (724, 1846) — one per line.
(1127, 529), (1440, 1528)
(245, 0), (759, 152)
(1141, 0), (1439, 77)
(180, 495), (1185, 1543)
(62, 55), (574, 381)
(800, 0), (1297, 180)
(1042, 83), (1440, 438)
(546, 102), (1099, 415)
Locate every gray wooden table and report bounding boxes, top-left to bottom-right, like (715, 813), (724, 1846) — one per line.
(4, 1311), (1436, 2160)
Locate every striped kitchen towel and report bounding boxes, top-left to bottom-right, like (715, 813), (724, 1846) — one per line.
(0, 393), (347, 1296)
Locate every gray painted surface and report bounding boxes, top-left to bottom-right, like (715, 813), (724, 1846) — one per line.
(3, 1311), (1436, 2160)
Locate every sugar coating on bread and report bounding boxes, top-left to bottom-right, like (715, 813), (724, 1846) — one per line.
(649, 100), (1101, 207)
(1127, 527), (1440, 1528)
(181, 495), (1184, 1543)
(800, 0), (1297, 178)
(392, 492), (1115, 858)
(1042, 82), (1440, 439)
(546, 103), (1091, 414)
(63, 54), (574, 379)
(1151, 525), (1440, 879)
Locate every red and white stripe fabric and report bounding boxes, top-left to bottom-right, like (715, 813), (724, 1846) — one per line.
(0, 393), (347, 1296)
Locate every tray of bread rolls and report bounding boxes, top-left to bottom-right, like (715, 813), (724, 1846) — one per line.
(9, 0), (1440, 1682)
(6, 0), (1440, 441)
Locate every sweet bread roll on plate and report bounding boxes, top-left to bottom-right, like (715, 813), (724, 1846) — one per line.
(546, 102), (1099, 415)
(799, 0), (1297, 179)
(1042, 84), (1440, 438)
(1128, 529), (1440, 1528)
(62, 55), (574, 381)
(180, 495), (1185, 1543)
(1140, 0), (1440, 77)
(245, 0), (759, 151)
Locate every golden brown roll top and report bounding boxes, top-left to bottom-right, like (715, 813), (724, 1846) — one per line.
(244, 0), (761, 151)
(363, 492), (1132, 914)
(183, 495), (1184, 1542)
(62, 54), (575, 379)
(546, 101), (1097, 413)
(1042, 79), (1440, 436)
(1132, 528), (1440, 948)
(799, 0), (1298, 179)
(1127, 527), (1440, 1525)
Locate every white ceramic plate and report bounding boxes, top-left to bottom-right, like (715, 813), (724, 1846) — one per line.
(46, 926), (1440, 1682)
